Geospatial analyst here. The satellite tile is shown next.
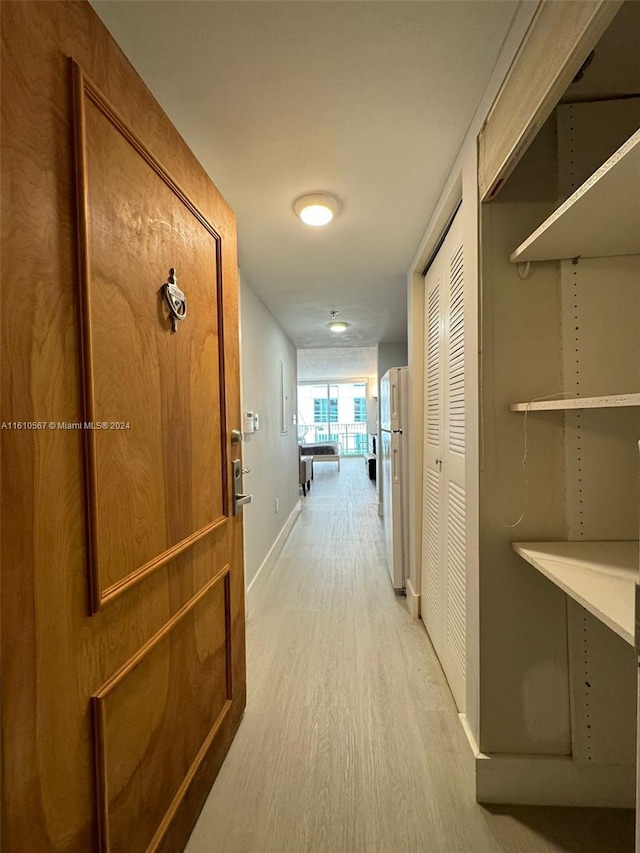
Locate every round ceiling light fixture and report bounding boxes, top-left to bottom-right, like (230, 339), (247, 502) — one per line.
(294, 193), (338, 227)
(328, 310), (348, 333)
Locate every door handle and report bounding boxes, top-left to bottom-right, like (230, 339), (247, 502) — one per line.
(392, 428), (403, 434)
(232, 458), (253, 515)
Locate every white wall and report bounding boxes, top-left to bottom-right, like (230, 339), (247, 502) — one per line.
(239, 274), (299, 596)
(377, 341), (408, 379)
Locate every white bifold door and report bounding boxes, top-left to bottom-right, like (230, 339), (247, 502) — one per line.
(421, 207), (466, 712)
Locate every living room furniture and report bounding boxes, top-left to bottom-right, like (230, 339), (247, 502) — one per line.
(299, 455), (313, 496)
(366, 455), (376, 480)
(297, 440), (341, 471)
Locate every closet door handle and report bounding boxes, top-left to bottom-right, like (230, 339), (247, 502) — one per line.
(435, 458), (442, 470)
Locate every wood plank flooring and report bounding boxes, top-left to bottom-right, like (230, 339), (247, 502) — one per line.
(186, 457), (634, 853)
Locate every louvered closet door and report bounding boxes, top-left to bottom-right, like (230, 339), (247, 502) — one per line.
(421, 251), (445, 657)
(420, 207), (466, 712)
(441, 213), (466, 712)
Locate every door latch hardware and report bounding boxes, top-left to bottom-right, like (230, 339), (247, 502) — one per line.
(232, 458), (253, 516)
(163, 267), (187, 332)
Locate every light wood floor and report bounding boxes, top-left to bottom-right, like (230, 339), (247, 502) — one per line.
(186, 457), (634, 853)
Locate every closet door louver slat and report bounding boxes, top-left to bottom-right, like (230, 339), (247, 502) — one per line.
(446, 481), (466, 680)
(423, 468), (441, 629)
(448, 244), (465, 455)
(427, 284), (441, 447)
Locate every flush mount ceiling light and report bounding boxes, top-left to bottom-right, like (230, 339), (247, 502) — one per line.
(294, 193), (338, 227)
(327, 310), (349, 333)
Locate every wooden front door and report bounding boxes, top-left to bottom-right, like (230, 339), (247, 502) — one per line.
(1, 3), (245, 851)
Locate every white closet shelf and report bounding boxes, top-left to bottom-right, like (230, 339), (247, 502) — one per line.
(513, 541), (638, 646)
(509, 393), (640, 412)
(510, 129), (640, 263)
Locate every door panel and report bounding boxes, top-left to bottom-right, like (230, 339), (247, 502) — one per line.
(420, 208), (466, 711)
(94, 569), (231, 853)
(78, 75), (227, 607)
(442, 226), (466, 711)
(1, 4), (245, 851)
(447, 244), (465, 456)
(421, 262), (443, 653)
(422, 467), (441, 652)
(445, 480), (466, 699)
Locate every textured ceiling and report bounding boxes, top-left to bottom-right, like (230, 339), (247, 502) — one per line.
(298, 347), (378, 382)
(92, 0), (521, 347)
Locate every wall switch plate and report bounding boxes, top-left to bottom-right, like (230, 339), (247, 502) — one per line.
(275, 498), (279, 513)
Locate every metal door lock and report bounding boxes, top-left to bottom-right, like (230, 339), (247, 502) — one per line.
(232, 458), (252, 515)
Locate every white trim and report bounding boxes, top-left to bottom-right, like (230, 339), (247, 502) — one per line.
(459, 713), (479, 750)
(245, 500), (301, 618)
(475, 752), (635, 808)
(405, 576), (420, 619)
(412, 179), (463, 275)
(458, 712), (634, 807)
(458, 713), (480, 779)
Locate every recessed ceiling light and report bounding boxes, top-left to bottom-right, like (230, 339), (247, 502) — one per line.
(294, 193), (338, 227)
(328, 321), (349, 333)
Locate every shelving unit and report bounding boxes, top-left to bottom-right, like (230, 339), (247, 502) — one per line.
(510, 128), (640, 263)
(509, 121), (640, 654)
(509, 117), (640, 643)
(509, 393), (640, 412)
(479, 59), (640, 809)
(513, 541), (638, 646)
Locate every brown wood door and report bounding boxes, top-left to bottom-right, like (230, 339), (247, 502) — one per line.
(1, 3), (246, 852)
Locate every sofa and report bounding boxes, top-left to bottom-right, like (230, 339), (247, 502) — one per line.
(298, 440), (341, 471)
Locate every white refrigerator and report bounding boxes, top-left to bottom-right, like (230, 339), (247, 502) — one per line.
(380, 367), (409, 592)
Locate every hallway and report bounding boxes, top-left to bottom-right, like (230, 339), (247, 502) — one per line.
(186, 457), (634, 853)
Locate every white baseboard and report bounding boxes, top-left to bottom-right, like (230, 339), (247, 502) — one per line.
(457, 716), (635, 808)
(476, 753), (635, 808)
(245, 500), (301, 618)
(458, 713), (480, 778)
(405, 577), (420, 619)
